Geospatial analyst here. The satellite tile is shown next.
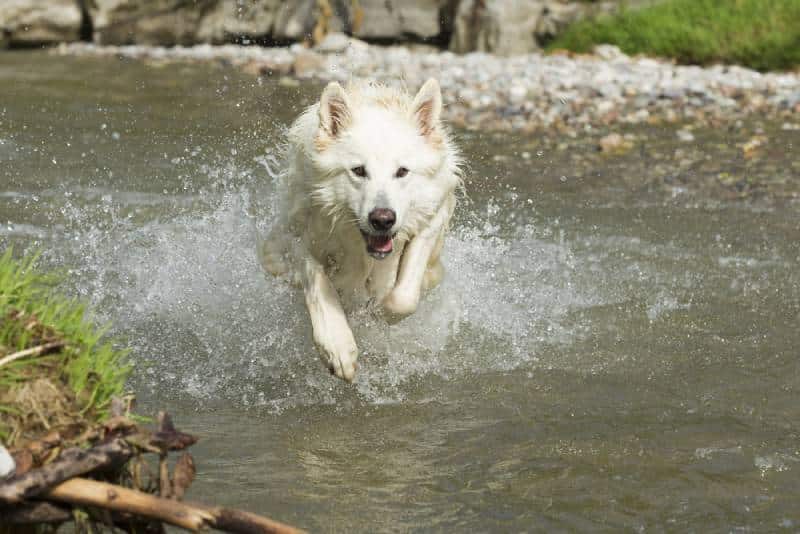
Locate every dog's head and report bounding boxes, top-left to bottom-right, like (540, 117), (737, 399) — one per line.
(308, 79), (460, 259)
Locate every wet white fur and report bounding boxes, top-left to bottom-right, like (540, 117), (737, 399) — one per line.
(261, 79), (462, 382)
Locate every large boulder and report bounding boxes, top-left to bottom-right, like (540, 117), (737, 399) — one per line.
(271, 0), (449, 43)
(196, 0), (281, 43)
(535, 1), (585, 45)
(0, 0), (82, 47)
(449, 0), (621, 55)
(90, 0), (216, 45)
(354, 0), (445, 40)
(271, 0), (320, 41)
(450, 0), (544, 55)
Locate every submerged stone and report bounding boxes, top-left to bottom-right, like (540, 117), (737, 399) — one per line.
(0, 0), (82, 47)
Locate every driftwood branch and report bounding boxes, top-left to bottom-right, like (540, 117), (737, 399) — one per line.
(44, 477), (305, 534)
(0, 501), (72, 523)
(0, 410), (304, 533)
(0, 341), (66, 368)
(211, 507), (306, 534)
(171, 452), (195, 500)
(0, 438), (133, 503)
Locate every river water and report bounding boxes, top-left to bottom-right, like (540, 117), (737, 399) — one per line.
(1, 51), (799, 531)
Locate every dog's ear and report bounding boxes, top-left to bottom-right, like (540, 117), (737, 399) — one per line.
(318, 82), (351, 138)
(411, 78), (442, 140)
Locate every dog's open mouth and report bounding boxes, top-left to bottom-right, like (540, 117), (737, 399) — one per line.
(361, 231), (394, 259)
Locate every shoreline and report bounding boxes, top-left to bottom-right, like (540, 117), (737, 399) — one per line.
(53, 39), (800, 134)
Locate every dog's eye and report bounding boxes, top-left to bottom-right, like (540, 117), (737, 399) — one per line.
(351, 166), (367, 178)
(395, 167), (409, 178)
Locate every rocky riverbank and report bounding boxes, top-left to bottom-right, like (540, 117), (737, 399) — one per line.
(57, 37), (800, 134)
(2, 0), (633, 53)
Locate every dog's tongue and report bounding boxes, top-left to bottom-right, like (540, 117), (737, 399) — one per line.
(368, 235), (393, 253)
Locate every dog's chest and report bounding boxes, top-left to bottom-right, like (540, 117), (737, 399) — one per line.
(325, 246), (403, 305)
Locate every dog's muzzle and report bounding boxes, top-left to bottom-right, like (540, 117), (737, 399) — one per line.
(363, 208), (396, 259)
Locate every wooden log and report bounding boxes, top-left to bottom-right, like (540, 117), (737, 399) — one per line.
(0, 438), (133, 503)
(43, 477), (306, 534)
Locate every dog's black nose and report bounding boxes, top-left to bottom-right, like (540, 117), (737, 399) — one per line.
(368, 208), (396, 232)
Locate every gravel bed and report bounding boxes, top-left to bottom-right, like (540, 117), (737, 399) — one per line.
(56, 39), (800, 133)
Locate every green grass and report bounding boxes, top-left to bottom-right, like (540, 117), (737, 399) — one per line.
(548, 0), (800, 71)
(0, 249), (131, 442)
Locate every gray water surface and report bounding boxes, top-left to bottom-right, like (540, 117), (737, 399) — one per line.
(1, 51), (799, 532)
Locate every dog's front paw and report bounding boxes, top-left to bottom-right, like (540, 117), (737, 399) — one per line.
(382, 290), (419, 323)
(258, 239), (288, 277)
(319, 339), (358, 383)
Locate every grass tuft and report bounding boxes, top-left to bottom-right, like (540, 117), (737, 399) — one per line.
(548, 0), (800, 71)
(0, 248), (131, 445)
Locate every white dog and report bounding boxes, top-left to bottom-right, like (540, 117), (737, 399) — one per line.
(261, 79), (462, 382)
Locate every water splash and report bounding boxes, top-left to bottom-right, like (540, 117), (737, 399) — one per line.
(21, 155), (601, 410)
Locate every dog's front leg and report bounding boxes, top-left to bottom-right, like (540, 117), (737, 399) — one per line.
(382, 233), (439, 319)
(383, 199), (453, 319)
(303, 256), (358, 382)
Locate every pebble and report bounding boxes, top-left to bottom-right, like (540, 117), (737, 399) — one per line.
(594, 44), (626, 61)
(0, 444), (14, 479)
(314, 32), (353, 54)
(741, 135), (768, 159)
(278, 76), (300, 88)
(508, 85), (528, 104)
(291, 50), (325, 77)
(598, 132), (633, 154)
(55, 42), (800, 133)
